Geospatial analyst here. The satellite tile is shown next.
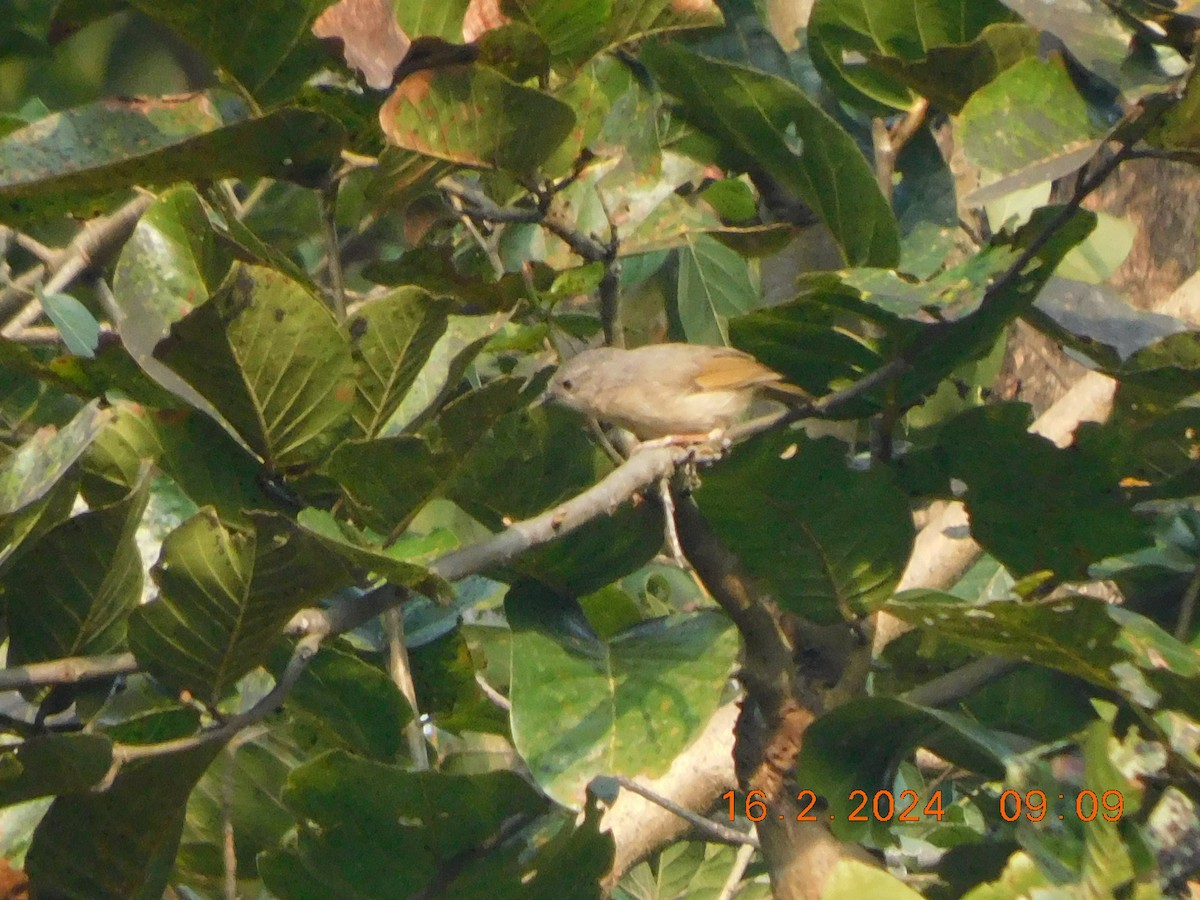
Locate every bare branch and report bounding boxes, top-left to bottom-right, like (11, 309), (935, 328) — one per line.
(609, 774), (758, 849)
(0, 653), (139, 691)
(318, 180), (347, 320)
(0, 194), (153, 331)
(384, 607), (429, 769)
(109, 632), (322, 767)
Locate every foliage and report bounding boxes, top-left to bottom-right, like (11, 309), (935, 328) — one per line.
(0, 0), (1199, 897)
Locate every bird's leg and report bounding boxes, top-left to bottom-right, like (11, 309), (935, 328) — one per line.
(636, 428), (732, 461)
(656, 475), (691, 570)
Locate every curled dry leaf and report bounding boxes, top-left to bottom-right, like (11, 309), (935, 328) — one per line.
(313, 0), (411, 89)
(463, 0), (511, 42)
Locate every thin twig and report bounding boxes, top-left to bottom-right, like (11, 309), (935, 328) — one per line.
(222, 747), (238, 900)
(384, 607), (429, 769)
(474, 673), (511, 711)
(0, 653), (139, 691)
(900, 656), (1017, 708)
(612, 776), (759, 849)
(1175, 565), (1200, 640)
(0, 194), (152, 330)
(108, 632), (321, 768)
(13, 233), (55, 263)
(318, 180), (346, 320)
(718, 842), (758, 900)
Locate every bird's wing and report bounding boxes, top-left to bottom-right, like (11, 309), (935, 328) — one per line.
(691, 350), (784, 391)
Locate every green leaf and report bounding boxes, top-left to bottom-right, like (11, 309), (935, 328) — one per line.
(1026, 277), (1185, 369)
(938, 405), (1148, 580)
(39, 291), (100, 358)
(261, 751), (548, 897)
(507, 582), (738, 806)
(128, 510), (356, 705)
(105, 403), (280, 528)
(26, 744), (220, 900)
(959, 58), (1102, 188)
(808, 0), (1016, 111)
(696, 433), (915, 622)
(503, 0), (613, 67)
(295, 508), (446, 596)
(392, 0), (470, 41)
(798, 697), (1013, 842)
(1117, 331), (1200, 400)
(127, 0), (332, 99)
(867, 23), (1039, 114)
(384, 313), (502, 434)
(642, 44), (899, 267)
(379, 65), (575, 173)
(110, 186), (247, 429)
(347, 288), (451, 439)
(326, 377), (525, 532)
(997, 0), (1181, 103)
(675, 233), (758, 345)
(0, 93), (343, 223)
(884, 591), (1200, 715)
(0, 735), (113, 808)
(825, 859), (925, 900)
(153, 262), (356, 470)
(181, 732), (299, 882)
(282, 643), (412, 761)
(0, 399), (106, 515)
(3, 467), (150, 667)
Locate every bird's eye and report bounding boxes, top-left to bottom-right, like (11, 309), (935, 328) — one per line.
(561, 379), (574, 391)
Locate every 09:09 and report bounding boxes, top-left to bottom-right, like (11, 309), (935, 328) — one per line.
(999, 789), (1124, 822)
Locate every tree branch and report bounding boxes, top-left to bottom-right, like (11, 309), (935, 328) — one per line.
(608, 774), (758, 849)
(0, 194), (153, 330)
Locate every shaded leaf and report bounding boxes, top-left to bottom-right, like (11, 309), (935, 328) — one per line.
(809, 0), (1016, 111)
(326, 377), (524, 532)
(0, 93), (344, 223)
(347, 288), (451, 438)
(0, 735), (112, 808)
(959, 58), (1102, 192)
(998, 0), (1182, 102)
(696, 433), (914, 623)
(39, 291), (99, 358)
(153, 263), (356, 470)
(128, 0), (332, 99)
(642, 44), (899, 267)
(261, 750), (548, 897)
(295, 508), (447, 596)
(675, 232), (757, 345)
(0, 399), (105, 516)
(282, 643), (412, 760)
(798, 697), (1013, 843)
(1026, 276), (1188, 368)
(26, 744), (220, 900)
(939, 404), (1148, 580)
(4, 467), (150, 667)
(885, 590), (1200, 715)
(128, 510), (356, 705)
(868, 23), (1039, 114)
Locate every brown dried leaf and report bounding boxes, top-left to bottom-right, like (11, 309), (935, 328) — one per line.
(314, 0), (411, 89)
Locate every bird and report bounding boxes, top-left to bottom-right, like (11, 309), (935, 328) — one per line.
(545, 343), (811, 442)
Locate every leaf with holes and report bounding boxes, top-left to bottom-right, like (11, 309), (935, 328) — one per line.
(379, 65), (574, 173)
(346, 288), (451, 439)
